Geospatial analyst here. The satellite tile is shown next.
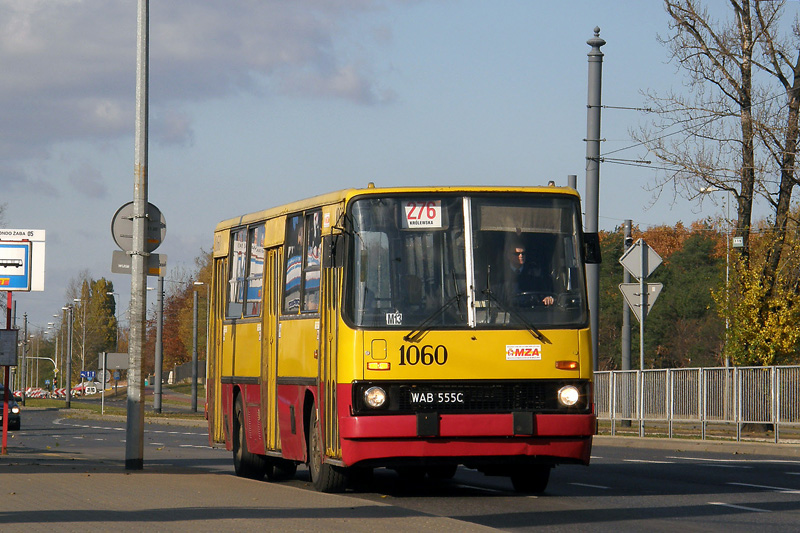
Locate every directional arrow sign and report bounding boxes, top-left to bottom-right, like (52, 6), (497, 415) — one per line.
(619, 282), (663, 323)
(619, 238), (662, 280)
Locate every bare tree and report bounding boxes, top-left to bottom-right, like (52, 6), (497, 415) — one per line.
(636, 0), (800, 363)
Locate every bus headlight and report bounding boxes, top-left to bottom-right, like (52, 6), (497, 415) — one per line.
(557, 385), (580, 407)
(11, 406), (20, 414)
(364, 386), (387, 409)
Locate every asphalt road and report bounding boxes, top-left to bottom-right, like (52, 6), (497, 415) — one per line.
(2, 408), (799, 532)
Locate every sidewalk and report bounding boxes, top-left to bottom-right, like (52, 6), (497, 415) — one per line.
(595, 434), (800, 458)
(1, 413), (493, 533)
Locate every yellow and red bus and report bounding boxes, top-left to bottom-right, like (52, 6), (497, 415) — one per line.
(207, 184), (600, 492)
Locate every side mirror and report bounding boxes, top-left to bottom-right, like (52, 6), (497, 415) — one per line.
(583, 232), (602, 264)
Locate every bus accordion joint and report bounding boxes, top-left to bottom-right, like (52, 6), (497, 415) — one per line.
(555, 360), (579, 371)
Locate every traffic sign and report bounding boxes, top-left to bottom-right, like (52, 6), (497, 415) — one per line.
(0, 229), (46, 291)
(619, 283), (663, 323)
(619, 239), (662, 280)
(111, 202), (166, 253)
(0, 329), (18, 366)
(111, 249), (167, 277)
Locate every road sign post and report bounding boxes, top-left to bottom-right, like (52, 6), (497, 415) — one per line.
(619, 239), (663, 373)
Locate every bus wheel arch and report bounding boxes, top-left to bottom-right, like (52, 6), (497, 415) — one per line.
(305, 391), (347, 493)
(232, 390), (270, 480)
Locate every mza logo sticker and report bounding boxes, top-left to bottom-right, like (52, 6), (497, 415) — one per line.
(506, 344), (542, 361)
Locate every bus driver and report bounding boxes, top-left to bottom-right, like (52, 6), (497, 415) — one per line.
(503, 242), (554, 307)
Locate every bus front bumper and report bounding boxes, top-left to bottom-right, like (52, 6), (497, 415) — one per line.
(337, 412), (595, 466)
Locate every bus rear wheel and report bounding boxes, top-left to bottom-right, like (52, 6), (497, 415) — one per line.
(233, 395), (270, 480)
(308, 407), (347, 493)
(510, 465), (552, 493)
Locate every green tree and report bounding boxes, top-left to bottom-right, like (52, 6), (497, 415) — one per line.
(65, 273), (117, 385)
(637, 1), (800, 366)
(714, 216), (800, 366)
(646, 227), (725, 368)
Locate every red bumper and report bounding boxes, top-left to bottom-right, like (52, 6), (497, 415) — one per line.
(337, 388), (594, 466)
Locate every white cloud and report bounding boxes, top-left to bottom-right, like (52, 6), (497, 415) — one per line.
(68, 161), (108, 199)
(0, 0), (396, 179)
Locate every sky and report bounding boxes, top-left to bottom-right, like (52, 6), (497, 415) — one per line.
(0, 0), (774, 331)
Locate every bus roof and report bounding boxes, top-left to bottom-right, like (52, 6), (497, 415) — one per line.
(214, 184), (580, 232)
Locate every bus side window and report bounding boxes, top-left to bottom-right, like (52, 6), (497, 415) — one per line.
(244, 224), (265, 316)
(227, 228), (247, 318)
(302, 211), (322, 311)
(284, 215), (303, 313)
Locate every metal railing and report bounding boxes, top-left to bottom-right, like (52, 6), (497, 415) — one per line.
(594, 366), (800, 442)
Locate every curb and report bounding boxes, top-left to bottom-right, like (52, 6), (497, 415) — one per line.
(594, 434), (800, 458)
(58, 408), (207, 428)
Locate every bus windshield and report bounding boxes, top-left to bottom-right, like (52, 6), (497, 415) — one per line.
(345, 194), (588, 330)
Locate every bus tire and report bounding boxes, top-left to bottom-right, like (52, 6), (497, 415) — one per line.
(308, 407), (347, 493)
(270, 458), (298, 481)
(427, 464), (458, 480)
(510, 465), (551, 493)
(233, 395), (270, 480)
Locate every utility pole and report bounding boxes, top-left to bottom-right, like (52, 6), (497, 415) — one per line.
(127, 0), (149, 471)
(20, 314), (27, 406)
(621, 220), (632, 371)
(585, 27), (605, 371)
(154, 276), (163, 413)
(192, 290), (198, 412)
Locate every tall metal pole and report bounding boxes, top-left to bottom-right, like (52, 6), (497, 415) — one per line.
(127, 0), (149, 471)
(64, 306), (73, 409)
(154, 276), (163, 413)
(20, 314), (27, 406)
(585, 27), (605, 372)
(191, 290), (198, 412)
(639, 241), (649, 371)
(622, 220), (632, 371)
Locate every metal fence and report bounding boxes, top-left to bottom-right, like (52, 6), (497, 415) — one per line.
(594, 366), (800, 442)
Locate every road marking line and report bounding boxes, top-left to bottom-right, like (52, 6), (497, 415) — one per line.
(570, 482), (610, 490)
(623, 459), (674, 464)
(708, 501), (770, 513)
(666, 456), (753, 468)
(668, 456), (746, 462)
(149, 442), (165, 446)
(728, 482), (800, 494)
(452, 484), (510, 494)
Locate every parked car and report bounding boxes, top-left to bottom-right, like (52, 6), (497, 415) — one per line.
(0, 386), (21, 430)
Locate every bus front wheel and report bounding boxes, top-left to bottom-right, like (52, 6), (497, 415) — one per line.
(233, 395), (270, 480)
(308, 408), (347, 493)
(510, 465), (551, 493)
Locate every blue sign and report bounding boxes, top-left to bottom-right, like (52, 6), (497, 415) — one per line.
(80, 370), (96, 380)
(0, 241), (31, 291)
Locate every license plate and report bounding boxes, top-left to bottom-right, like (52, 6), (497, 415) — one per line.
(408, 390), (465, 405)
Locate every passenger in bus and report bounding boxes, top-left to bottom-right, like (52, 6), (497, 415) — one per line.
(502, 242), (554, 306)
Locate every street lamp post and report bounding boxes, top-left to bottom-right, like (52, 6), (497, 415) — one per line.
(700, 186), (731, 367)
(193, 281), (209, 414)
(62, 305), (74, 408)
(73, 298), (87, 382)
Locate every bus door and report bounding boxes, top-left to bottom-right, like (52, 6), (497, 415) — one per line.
(319, 235), (341, 460)
(260, 246), (281, 451)
(209, 256), (228, 445)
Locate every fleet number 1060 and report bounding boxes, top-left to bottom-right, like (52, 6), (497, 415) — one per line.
(399, 344), (448, 366)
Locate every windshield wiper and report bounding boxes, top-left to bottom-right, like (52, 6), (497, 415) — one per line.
(481, 287), (546, 342)
(404, 271), (464, 343)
